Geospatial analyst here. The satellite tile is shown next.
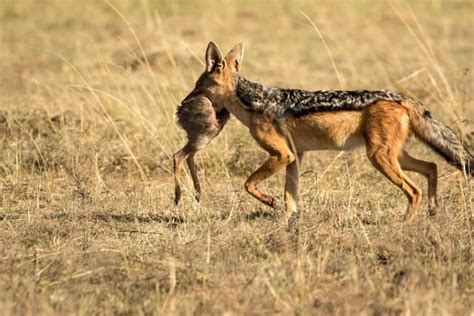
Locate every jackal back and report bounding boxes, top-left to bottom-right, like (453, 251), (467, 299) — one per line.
(234, 74), (404, 117)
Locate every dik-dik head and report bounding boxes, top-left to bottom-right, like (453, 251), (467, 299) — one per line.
(191, 42), (244, 110)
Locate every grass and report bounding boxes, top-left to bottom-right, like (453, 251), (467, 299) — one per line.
(0, 0), (473, 314)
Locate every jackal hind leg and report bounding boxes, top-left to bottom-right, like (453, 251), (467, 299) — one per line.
(367, 147), (422, 221)
(399, 150), (440, 216)
(365, 102), (424, 221)
(245, 122), (295, 212)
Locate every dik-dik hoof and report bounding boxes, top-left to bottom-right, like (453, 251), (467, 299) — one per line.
(174, 187), (182, 206)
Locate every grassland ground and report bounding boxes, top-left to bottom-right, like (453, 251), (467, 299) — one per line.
(0, 0), (473, 314)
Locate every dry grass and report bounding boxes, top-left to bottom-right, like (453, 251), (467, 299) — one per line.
(0, 0), (473, 315)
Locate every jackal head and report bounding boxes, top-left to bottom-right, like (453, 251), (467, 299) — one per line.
(190, 42), (244, 110)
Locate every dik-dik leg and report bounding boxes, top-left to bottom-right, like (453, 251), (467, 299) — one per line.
(173, 139), (207, 205)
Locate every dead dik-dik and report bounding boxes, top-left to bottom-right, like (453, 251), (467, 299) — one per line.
(173, 95), (229, 205)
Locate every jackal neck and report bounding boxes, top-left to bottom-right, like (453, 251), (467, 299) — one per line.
(234, 74), (285, 116)
(233, 74), (404, 118)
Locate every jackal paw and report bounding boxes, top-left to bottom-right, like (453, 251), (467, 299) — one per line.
(428, 206), (442, 217)
(402, 211), (416, 222)
(286, 212), (300, 234)
(265, 195), (281, 210)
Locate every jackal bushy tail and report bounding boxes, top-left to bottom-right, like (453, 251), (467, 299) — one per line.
(405, 99), (474, 176)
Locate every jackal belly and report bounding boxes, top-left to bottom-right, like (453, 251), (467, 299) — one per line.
(285, 111), (365, 152)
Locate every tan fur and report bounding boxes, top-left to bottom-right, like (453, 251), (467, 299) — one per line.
(183, 42), (454, 224)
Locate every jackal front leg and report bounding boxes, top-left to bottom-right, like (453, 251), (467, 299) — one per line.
(245, 121), (295, 211)
(284, 152), (304, 220)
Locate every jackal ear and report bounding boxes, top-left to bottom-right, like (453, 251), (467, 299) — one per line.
(205, 41), (225, 73)
(224, 42), (244, 72)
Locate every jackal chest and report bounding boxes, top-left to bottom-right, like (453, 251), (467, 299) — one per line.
(223, 98), (253, 127)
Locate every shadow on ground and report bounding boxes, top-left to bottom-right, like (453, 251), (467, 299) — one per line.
(245, 209), (278, 221)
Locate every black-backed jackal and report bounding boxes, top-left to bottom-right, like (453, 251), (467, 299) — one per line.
(174, 41), (473, 224)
